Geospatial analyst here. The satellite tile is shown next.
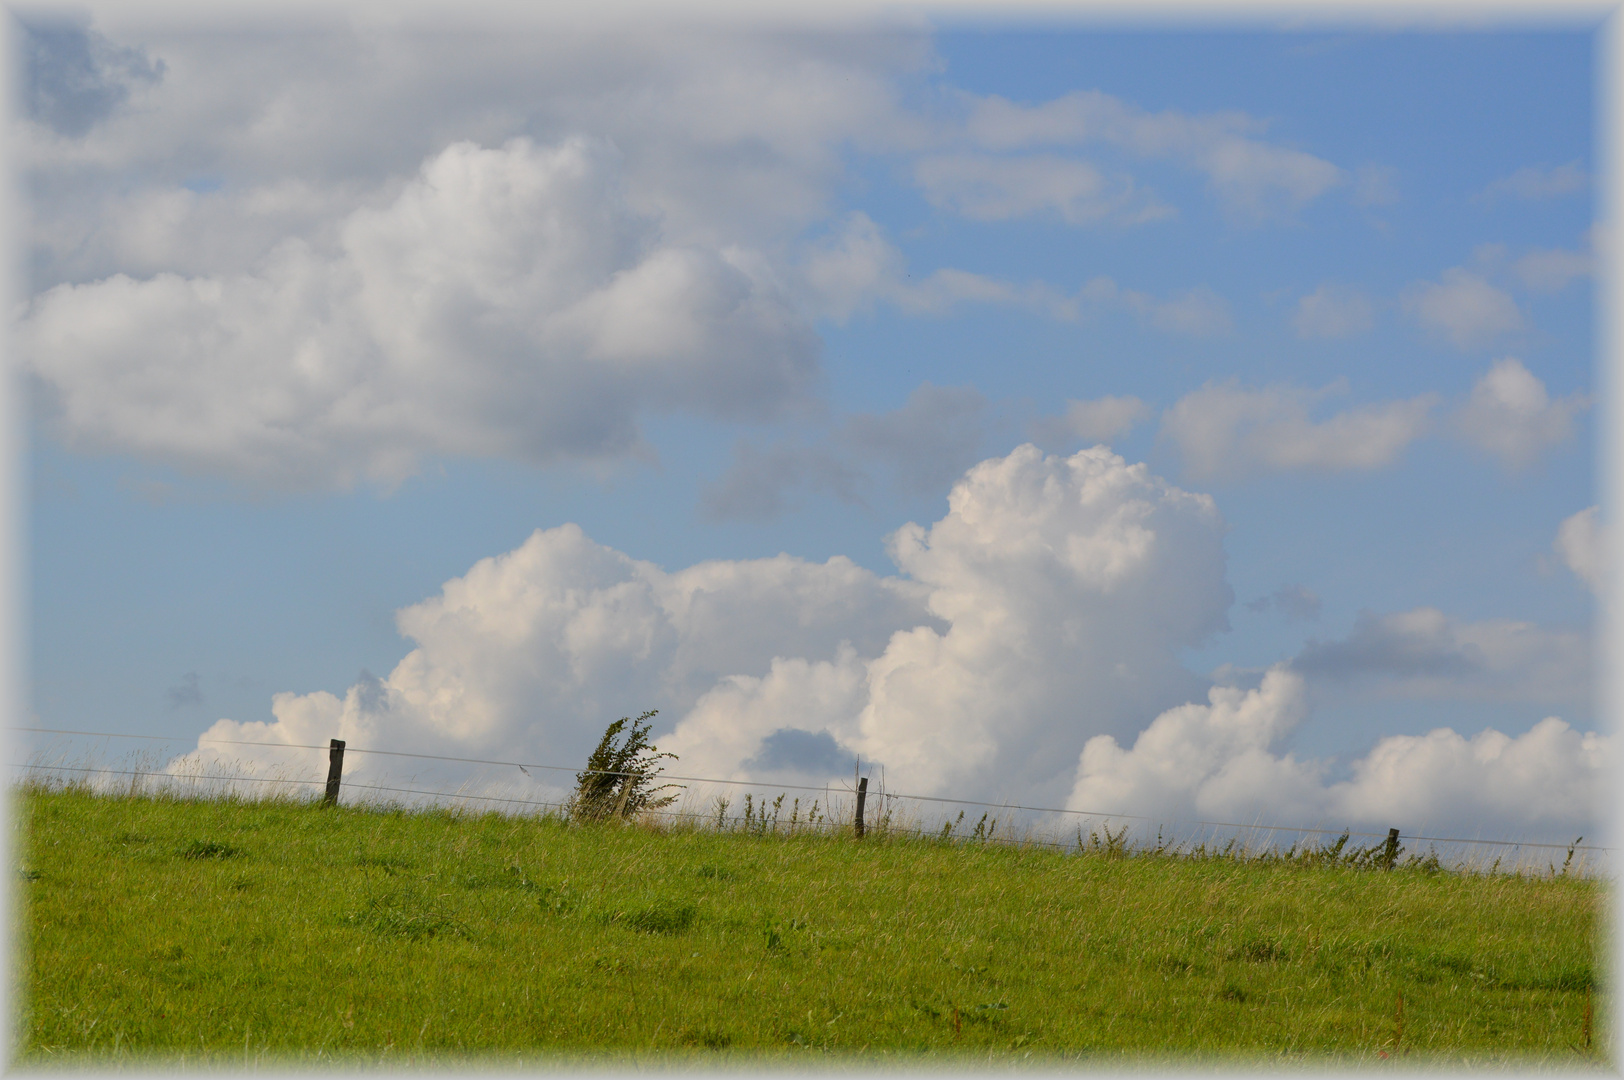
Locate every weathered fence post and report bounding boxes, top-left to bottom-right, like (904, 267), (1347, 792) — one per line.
(324, 739), (346, 806)
(854, 776), (868, 839)
(1381, 827), (1400, 870)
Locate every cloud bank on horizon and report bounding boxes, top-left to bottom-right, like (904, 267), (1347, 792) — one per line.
(180, 443), (1605, 841)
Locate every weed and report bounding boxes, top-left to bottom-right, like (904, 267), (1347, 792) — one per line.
(1561, 837), (1583, 877)
(1083, 823), (1130, 859)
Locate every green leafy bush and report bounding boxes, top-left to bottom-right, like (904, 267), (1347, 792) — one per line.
(568, 710), (680, 822)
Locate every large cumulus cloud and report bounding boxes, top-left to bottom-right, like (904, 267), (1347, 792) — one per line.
(22, 137), (817, 489)
(1069, 666), (1610, 840)
(180, 445), (1230, 807)
(667, 444), (1230, 800)
(175, 443), (1605, 839)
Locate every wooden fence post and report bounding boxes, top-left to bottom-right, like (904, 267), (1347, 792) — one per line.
(324, 739), (346, 806)
(1381, 827), (1400, 870)
(854, 776), (868, 839)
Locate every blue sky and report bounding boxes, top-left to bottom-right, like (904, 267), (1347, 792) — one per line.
(18, 11), (1606, 840)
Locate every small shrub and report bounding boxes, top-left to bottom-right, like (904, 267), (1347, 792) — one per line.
(569, 711), (681, 822)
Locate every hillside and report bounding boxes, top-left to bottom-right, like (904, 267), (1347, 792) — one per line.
(16, 785), (1608, 1066)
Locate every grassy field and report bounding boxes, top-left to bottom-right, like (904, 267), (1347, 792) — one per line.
(14, 784), (1610, 1068)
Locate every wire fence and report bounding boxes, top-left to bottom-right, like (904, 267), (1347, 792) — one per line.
(8, 725), (1612, 875)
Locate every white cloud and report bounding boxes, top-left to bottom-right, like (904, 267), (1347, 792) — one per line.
(963, 90), (1344, 220)
(180, 522), (936, 780)
(1292, 607), (1590, 709)
(913, 153), (1173, 226)
(1554, 506), (1604, 593)
(22, 137), (818, 490)
(1452, 358), (1587, 471)
(1068, 664), (1610, 839)
(23, 21), (929, 285)
(1160, 380), (1436, 482)
(1069, 667), (1325, 825)
(178, 445), (1231, 808)
(678, 444), (1232, 800)
(1477, 161), (1588, 203)
(1404, 268), (1524, 349)
(171, 445), (1601, 836)
(1293, 284), (1374, 339)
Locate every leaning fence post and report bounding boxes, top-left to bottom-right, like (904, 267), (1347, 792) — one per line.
(1381, 827), (1400, 870)
(324, 739), (346, 806)
(854, 776), (868, 839)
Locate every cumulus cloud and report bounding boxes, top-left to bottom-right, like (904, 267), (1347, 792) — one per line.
(178, 445), (1230, 807)
(1452, 358), (1587, 471)
(913, 153), (1173, 226)
(22, 21), (929, 286)
(1404, 268), (1524, 349)
(962, 90), (1343, 219)
(1292, 607), (1590, 709)
(1477, 161), (1588, 203)
(22, 137), (818, 490)
(1068, 664), (1609, 838)
(182, 522), (935, 779)
(1292, 284), (1374, 339)
(172, 444), (1601, 836)
(1160, 380), (1436, 483)
(1554, 506), (1604, 593)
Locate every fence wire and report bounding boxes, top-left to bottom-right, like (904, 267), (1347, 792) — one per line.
(8, 726), (1613, 865)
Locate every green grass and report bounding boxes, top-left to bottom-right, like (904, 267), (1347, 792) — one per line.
(15, 784), (1610, 1068)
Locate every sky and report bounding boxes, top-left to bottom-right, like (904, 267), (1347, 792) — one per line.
(12, 5), (1611, 845)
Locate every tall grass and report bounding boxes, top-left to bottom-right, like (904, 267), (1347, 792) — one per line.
(14, 776), (1609, 1066)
